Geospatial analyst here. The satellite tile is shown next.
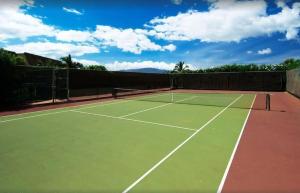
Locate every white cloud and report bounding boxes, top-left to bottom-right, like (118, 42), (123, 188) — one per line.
(3, 0), (296, 58)
(93, 25), (176, 54)
(56, 30), (92, 42)
(73, 58), (100, 66)
(105, 61), (175, 71)
(147, 0), (300, 42)
(5, 42), (99, 58)
(247, 50), (253, 54)
(0, 0), (175, 54)
(0, 1), (174, 55)
(0, 0), (56, 41)
(258, 48), (272, 55)
(171, 0), (183, 5)
(62, 7), (83, 15)
(105, 61), (195, 71)
(163, 44), (176, 51)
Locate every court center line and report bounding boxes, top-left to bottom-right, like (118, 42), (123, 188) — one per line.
(216, 94), (256, 193)
(120, 96), (198, 118)
(70, 110), (195, 132)
(122, 94), (244, 193)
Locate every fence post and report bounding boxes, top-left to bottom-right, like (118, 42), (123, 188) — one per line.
(52, 68), (56, 103)
(170, 76), (174, 89)
(66, 67), (70, 100)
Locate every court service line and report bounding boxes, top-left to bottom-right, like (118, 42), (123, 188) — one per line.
(216, 94), (256, 193)
(122, 94), (244, 193)
(0, 99), (130, 123)
(78, 92), (171, 111)
(120, 96), (198, 118)
(70, 110), (195, 132)
(75, 99), (130, 110)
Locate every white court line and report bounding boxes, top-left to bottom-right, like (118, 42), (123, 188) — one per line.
(0, 92), (171, 119)
(0, 98), (126, 119)
(0, 110), (71, 123)
(0, 92), (182, 123)
(70, 110), (195, 132)
(0, 99), (130, 123)
(75, 99), (129, 110)
(216, 94), (256, 193)
(120, 96), (198, 118)
(122, 94), (244, 193)
(79, 92), (171, 111)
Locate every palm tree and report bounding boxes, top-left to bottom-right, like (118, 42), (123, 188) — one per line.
(173, 61), (189, 73)
(60, 54), (83, 69)
(60, 54), (73, 68)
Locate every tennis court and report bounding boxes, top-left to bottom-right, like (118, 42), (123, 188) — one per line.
(0, 91), (256, 193)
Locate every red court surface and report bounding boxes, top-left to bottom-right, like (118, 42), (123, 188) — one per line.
(222, 92), (300, 193)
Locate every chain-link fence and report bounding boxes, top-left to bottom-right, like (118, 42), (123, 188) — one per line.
(10, 65), (69, 104)
(171, 71), (286, 91)
(69, 69), (170, 99)
(1, 66), (288, 107)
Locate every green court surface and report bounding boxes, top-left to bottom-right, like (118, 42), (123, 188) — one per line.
(0, 92), (255, 193)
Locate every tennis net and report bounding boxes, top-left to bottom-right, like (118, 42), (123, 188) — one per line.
(112, 88), (268, 110)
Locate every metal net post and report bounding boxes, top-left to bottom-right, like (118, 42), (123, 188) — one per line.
(266, 93), (271, 111)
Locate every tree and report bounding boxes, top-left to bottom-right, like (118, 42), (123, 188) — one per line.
(0, 49), (26, 106)
(280, 58), (300, 70)
(44, 60), (65, 68)
(172, 61), (189, 73)
(60, 54), (72, 68)
(84, 65), (107, 71)
(192, 62), (297, 73)
(60, 54), (83, 69)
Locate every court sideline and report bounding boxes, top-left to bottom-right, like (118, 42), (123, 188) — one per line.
(221, 92), (300, 193)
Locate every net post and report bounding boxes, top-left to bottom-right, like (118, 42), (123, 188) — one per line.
(266, 93), (271, 111)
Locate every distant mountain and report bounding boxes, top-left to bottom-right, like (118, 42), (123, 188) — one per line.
(121, 68), (169, 74)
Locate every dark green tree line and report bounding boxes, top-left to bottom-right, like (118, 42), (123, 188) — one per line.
(0, 49), (26, 105)
(172, 58), (300, 73)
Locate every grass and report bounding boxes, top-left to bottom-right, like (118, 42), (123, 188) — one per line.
(0, 92), (255, 193)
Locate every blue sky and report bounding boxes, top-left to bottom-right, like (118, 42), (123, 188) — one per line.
(0, 0), (299, 70)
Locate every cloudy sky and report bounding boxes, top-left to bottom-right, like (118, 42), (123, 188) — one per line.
(0, 0), (300, 70)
